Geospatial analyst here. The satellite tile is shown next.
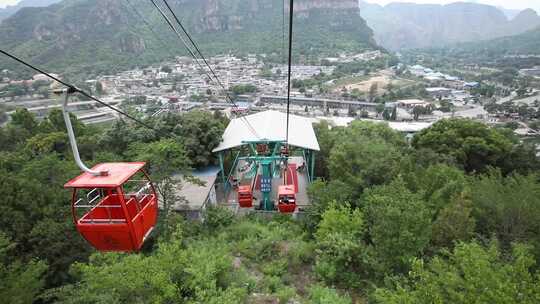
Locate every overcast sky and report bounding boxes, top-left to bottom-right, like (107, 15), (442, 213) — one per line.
(365, 0), (539, 12)
(0, 0), (17, 8)
(0, 0), (539, 12)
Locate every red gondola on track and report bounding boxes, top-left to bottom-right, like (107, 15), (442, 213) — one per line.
(237, 185), (253, 208)
(277, 185), (296, 213)
(65, 162), (158, 252)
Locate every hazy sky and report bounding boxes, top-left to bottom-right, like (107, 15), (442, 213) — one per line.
(0, 0), (539, 12)
(365, 0), (539, 11)
(0, 0), (17, 8)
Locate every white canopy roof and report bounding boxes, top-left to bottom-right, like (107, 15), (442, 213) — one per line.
(213, 110), (320, 152)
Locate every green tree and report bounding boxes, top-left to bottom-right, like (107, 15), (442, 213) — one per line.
(311, 121), (343, 179)
(471, 171), (540, 256)
(54, 226), (247, 304)
(231, 84), (257, 95)
(329, 121), (405, 193)
(10, 108), (38, 135)
(404, 164), (468, 215)
(308, 284), (352, 304)
(0, 232), (47, 304)
(314, 203), (368, 287)
(0, 153), (90, 287)
(412, 118), (513, 173)
(174, 110), (226, 168)
(374, 242), (540, 304)
(363, 178), (432, 273)
(306, 180), (356, 233)
(431, 193), (476, 249)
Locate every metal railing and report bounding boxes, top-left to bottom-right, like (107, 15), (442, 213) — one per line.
(73, 180), (153, 224)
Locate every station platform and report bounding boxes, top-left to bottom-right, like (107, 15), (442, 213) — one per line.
(217, 156), (311, 214)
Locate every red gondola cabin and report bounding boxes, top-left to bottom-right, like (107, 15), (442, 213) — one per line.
(277, 185), (296, 213)
(64, 162), (158, 252)
(237, 185), (253, 208)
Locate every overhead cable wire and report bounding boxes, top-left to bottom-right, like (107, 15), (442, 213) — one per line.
(0, 49), (170, 135)
(159, 0), (260, 138)
(285, 0), (294, 145)
(124, 0), (176, 59)
(161, 0), (226, 90)
(152, 0), (261, 139)
(148, 0), (199, 62)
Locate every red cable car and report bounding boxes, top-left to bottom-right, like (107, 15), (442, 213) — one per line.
(58, 88), (158, 252)
(65, 162), (158, 252)
(237, 185), (253, 208)
(277, 185), (296, 213)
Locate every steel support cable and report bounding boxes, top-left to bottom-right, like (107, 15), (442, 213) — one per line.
(158, 0), (261, 139)
(148, 0), (198, 63)
(0, 49), (174, 136)
(150, 0), (260, 139)
(124, 0), (176, 59)
(285, 0), (294, 145)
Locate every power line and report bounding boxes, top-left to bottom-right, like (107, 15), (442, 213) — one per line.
(0, 49), (167, 134)
(285, 0), (294, 145)
(151, 0), (261, 139)
(124, 0), (175, 59)
(159, 0), (260, 137)
(161, 0), (224, 92)
(148, 0), (199, 63)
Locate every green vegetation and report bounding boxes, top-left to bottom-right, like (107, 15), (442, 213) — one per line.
(231, 84), (257, 95)
(0, 0), (377, 80)
(374, 241), (540, 303)
(2, 108), (540, 303)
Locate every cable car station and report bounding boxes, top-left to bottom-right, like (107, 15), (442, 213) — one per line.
(213, 110), (320, 213)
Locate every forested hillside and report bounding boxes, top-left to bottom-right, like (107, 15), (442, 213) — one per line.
(0, 0), (376, 80)
(2, 106), (540, 303)
(359, 1), (540, 50)
(0, 0), (61, 21)
(455, 26), (540, 56)
(411, 26), (540, 70)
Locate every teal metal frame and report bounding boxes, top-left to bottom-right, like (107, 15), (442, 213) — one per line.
(217, 140), (316, 211)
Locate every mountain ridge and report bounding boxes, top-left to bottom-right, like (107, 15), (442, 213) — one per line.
(359, 1), (540, 50)
(0, 0), (62, 22)
(0, 0), (377, 79)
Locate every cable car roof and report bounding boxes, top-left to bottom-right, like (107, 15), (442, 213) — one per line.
(64, 162), (147, 188)
(213, 110), (320, 152)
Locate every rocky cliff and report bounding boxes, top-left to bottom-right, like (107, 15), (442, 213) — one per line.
(0, 0), (377, 78)
(359, 1), (540, 50)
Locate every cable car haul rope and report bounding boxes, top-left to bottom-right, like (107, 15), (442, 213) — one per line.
(0, 0), (299, 251)
(0, 50), (164, 252)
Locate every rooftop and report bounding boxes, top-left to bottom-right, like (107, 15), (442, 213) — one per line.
(172, 166), (220, 211)
(64, 162), (147, 188)
(397, 99), (428, 105)
(213, 110), (320, 152)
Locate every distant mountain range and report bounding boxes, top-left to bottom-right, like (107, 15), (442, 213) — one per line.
(359, 1), (540, 50)
(0, 0), (376, 79)
(0, 0), (61, 22)
(450, 26), (540, 57)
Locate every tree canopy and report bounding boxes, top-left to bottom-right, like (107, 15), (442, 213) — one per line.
(2, 110), (540, 303)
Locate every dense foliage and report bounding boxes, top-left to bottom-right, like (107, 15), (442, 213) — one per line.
(2, 109), (540, 303)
